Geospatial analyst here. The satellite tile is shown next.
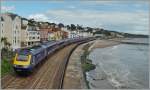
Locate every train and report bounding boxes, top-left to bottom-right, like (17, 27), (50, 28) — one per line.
(13, 37), (95, 73)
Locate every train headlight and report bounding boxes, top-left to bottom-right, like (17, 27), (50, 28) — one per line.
(13, 64), (17, 67)
(13, 65), (29, 68)
(22, 65), (30, 68)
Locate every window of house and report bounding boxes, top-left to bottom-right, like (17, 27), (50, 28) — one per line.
(29, 37), (32, 40)
(16, 26), (18, 29)
(28, 42), (30, 45)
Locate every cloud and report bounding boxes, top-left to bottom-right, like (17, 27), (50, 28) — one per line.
(28, 13), (49, 22)
(28, 1), (149, 35)
(68, 5), (76, 9)
(45, 9), (149, 34)
(81, 0), (148, 5)
(2, 6), (15, 12)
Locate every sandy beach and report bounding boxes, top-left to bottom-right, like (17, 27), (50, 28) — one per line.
(89, 39), (120, 50)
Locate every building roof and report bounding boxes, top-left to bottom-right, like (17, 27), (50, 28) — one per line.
(6, 13), (20, 20)
(21, 17), (28, 21)
(7, 13), (18, 20)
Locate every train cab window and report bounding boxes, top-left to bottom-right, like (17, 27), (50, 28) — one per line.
(17, 54), (28, 61)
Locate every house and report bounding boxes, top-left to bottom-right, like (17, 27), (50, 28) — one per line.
(116, 34), (124, 38)
(21, 18), (40, 47)
(1, 13), (22, 50)
(94, 34), (105, 38)
(61, 30), (68, 39)
(0, 17), (4, 49)
(77, 31), (93, 37)
(61, 27), (79, 38)
(39, 28), (51, 41)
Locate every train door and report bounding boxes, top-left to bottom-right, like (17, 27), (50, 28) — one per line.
(31, 56), (35, 66)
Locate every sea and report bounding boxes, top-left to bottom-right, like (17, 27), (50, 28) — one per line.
(86, 38), (149, 89)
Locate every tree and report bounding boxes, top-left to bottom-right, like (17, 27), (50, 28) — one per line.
(28, 19), (36, 26)
(58, 23), (64, 28)
(1, 37), (7, 43)
(87, 27), (93, 33)
(104, 30), (111, 36)
(50, 23), (56, 28)
(1, 37), (11, 49)
(77, 24), (83, 31)
(66, 25), (70, 30)
(1, 37), (7, 48)
(6, 42), (11, 49)
(70, 24), (76, 31)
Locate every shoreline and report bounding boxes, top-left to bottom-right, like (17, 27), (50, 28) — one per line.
(89, 39), (120, 50)
(82, 39), (120, 89)
(83, 38), (149, 89)
(63, 39), (120, 89)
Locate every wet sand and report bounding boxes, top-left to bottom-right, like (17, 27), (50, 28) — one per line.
(89, 39), (120, 51)
(87, 39), (120, 89)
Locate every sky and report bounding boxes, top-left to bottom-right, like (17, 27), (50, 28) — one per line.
(1, 0), (150, 35)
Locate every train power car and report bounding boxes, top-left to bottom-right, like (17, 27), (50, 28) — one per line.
(13, 45), (47, 72)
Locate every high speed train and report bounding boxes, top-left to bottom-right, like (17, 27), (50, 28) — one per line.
(13, 37), (95, 73)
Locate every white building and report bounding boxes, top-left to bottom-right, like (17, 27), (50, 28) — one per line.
(1, 13), (21, 50)
(94, 34), (105, 38)
(21, 18), (40, 47)
(77, 31), (93, 37)
(0, 17), (4, 49)
(61, 27), (74, 38)
(61, 27), (93, 38)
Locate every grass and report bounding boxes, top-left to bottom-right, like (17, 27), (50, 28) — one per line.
(1, 58), (13, 77)
(1, 48), (14, 77)
(82, 59), (96, 72)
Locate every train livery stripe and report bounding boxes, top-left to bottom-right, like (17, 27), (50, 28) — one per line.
(13, 54), (31, 66)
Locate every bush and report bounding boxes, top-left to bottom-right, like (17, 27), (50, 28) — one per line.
(82, 61), (96, 72)
(1, 59), (13, 77)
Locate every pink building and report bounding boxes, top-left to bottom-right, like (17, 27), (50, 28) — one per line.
(39, 28), (52, 41)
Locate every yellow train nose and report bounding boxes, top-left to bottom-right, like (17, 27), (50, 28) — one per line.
(13, 54), (32, 66)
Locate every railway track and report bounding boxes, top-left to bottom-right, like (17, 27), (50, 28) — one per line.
(1, 43), (78, 89)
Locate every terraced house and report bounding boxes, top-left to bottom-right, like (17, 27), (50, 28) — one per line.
(0, 13), (40, 50)
(0, 13), (68, 50)
(21, 18), (40, 47)
(1, 13), (21, 50)
(39, 22), (68, 41)
(38, 22), (52, 42)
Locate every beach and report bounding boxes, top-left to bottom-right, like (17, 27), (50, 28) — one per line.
(63, 39), (120, 89)
(64, 38), (149, 89)
(87, 38), (149, 89)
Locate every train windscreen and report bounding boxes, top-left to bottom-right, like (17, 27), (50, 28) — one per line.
(17, 54), (28, 61)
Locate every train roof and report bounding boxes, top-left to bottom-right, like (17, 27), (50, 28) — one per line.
(16, 45), (44, 55)
(41, 41), (57, 47)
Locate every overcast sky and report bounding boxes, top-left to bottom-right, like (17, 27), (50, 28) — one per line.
(1, 0), (149, 35)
